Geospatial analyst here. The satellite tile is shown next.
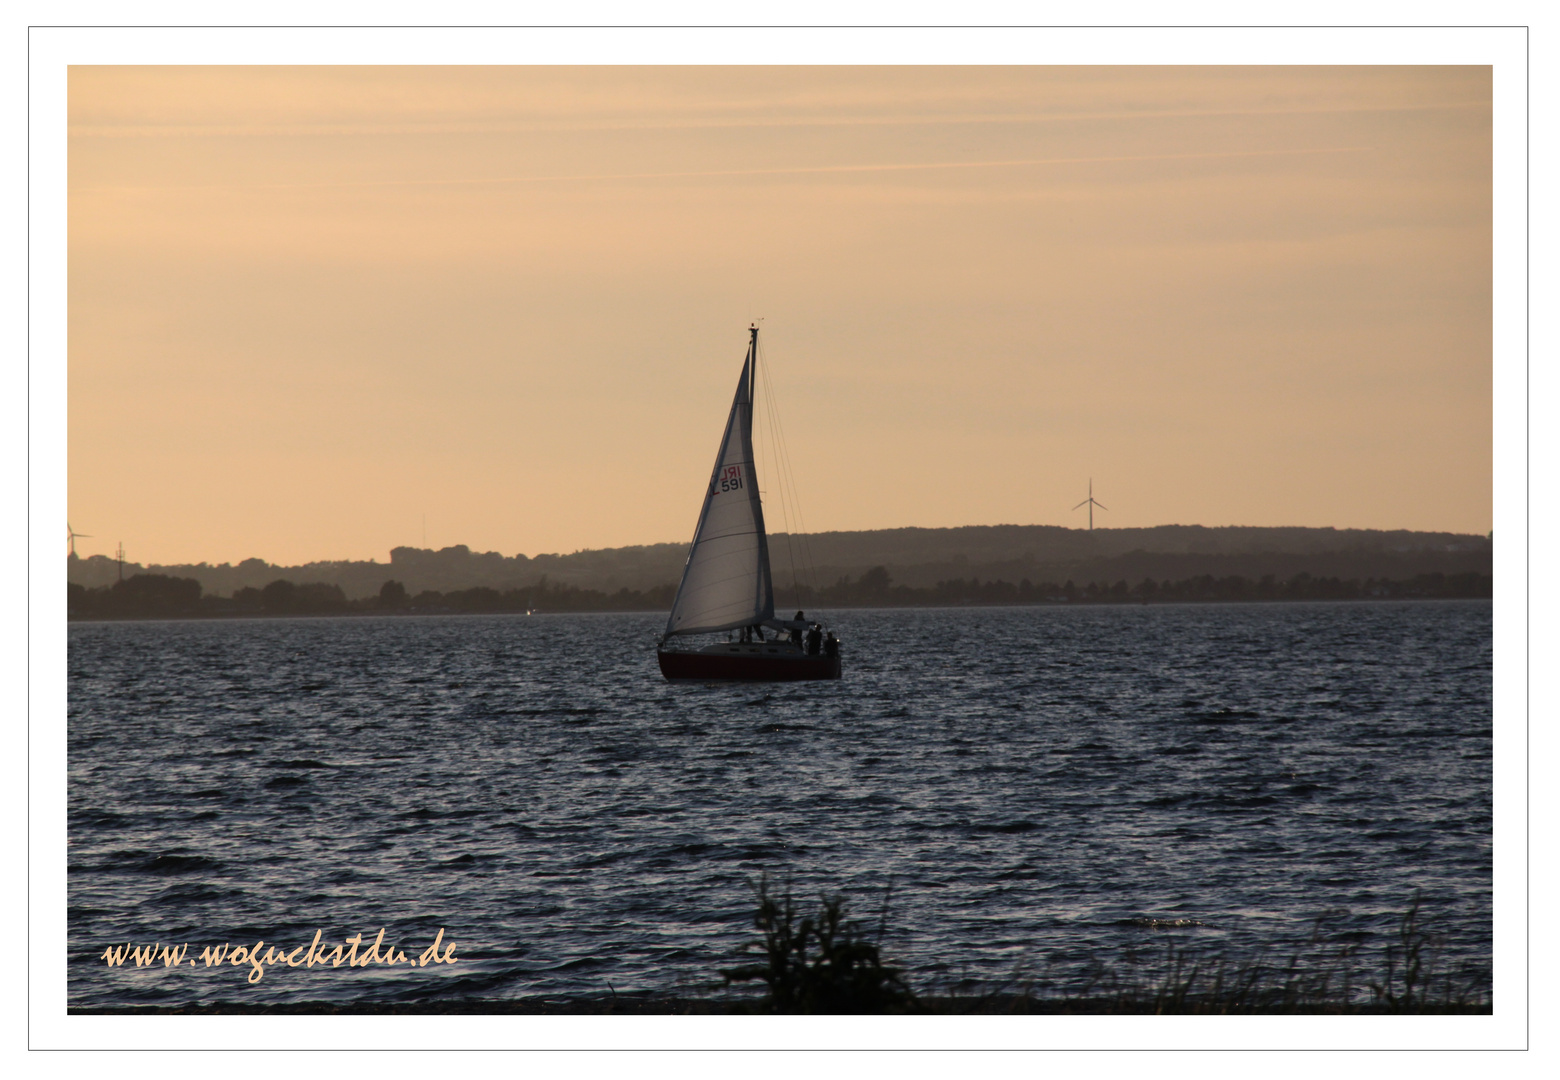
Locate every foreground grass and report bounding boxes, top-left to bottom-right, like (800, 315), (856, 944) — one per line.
(705, 882), (1488, 1015)
(70, 890), (1489, 1016)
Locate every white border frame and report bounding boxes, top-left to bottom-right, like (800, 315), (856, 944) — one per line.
(26, 17), (1530, 1057)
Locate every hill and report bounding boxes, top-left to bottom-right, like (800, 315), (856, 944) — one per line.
(67, 524), (1491, 603)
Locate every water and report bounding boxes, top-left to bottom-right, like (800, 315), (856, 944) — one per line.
(67, 602), (1492, 1008)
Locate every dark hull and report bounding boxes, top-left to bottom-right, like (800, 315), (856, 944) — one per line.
(658, 648), (841, 682)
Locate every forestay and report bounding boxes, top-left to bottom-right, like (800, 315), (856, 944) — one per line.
(663, 333), (775, 637)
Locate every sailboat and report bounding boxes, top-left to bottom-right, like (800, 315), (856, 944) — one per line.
(657, 325), (841, 681)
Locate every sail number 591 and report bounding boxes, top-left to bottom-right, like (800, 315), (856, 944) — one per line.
(715, 465), (744, 493)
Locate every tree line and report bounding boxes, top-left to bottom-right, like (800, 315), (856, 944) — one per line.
(68, 576), (678, 620)
(68, 567), (1491, 621)
(772, 566), (1493, 607)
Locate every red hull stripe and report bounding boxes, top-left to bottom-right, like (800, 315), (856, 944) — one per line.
(657, 650), (841, 682)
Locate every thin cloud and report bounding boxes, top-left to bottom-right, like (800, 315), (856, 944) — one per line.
(67, 101), (1485, 140)
(80, 145), (1374, 194)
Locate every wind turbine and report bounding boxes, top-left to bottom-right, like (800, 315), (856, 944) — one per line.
(67, 523), (92, 557)
(1073, 479), (1108, 532)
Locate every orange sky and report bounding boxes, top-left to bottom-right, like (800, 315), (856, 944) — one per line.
(67, 66), (1492, 566)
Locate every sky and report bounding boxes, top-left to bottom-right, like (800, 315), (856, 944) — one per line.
(67, 65), (1492, 566)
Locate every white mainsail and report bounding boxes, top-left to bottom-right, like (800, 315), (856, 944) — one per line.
(663, 328), (775, 637)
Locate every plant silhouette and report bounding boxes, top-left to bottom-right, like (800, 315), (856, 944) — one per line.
(722, 877), (916, 1014)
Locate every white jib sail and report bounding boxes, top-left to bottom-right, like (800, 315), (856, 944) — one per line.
(663, 333), (775, 637)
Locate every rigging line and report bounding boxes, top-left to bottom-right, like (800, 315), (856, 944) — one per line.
(758, 333), (822, 609)
(754, 335), (784, 555)
(762, 339), (810, 610)
(760, 334), (820, 600)
(761, 360), (798, 608)
(768, 341), (820, 611)
(782, 414), (821, 601)
(755, 334), (803, 606)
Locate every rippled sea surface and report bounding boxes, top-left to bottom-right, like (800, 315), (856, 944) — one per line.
(68, 602), (1492, 1008)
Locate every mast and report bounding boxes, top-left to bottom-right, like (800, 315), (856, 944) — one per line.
(748, 323), (773, 623)
(748, 323), (759, 398)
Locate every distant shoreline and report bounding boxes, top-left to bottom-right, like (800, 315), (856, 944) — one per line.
(67, 525), (1491, 604)
(67, 588), (1492, 624)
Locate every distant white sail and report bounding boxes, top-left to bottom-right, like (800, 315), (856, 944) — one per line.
(663, 331), (775, 637)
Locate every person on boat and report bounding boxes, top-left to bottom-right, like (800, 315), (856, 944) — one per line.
(790, 611), (806, 648)
(824, 631), (839, 658)
(806, 624), (823, 656)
